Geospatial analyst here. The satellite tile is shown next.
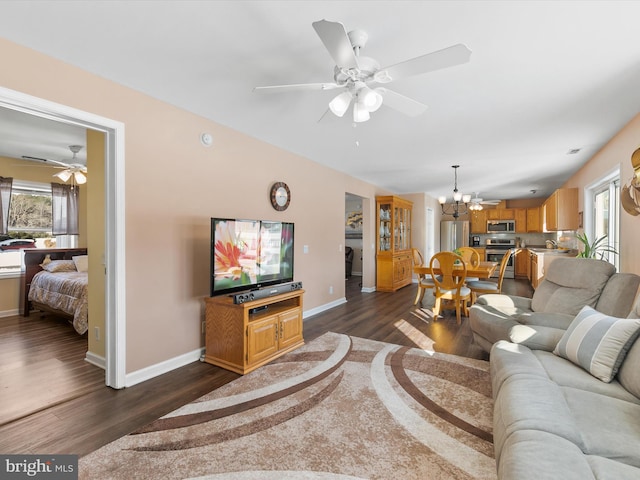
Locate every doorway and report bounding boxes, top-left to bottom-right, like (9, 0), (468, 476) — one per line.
(345, 193), (364, 298)
(0, 86), (126, 388)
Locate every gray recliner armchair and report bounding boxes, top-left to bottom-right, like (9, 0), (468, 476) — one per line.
(469, 257), (640, 353)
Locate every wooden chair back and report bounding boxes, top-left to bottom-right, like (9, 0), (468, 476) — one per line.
(457, 247), (480, 268)
(496, 248), (518, 290)
(412, 248), (424, 267)
(430, 251), (467, 292)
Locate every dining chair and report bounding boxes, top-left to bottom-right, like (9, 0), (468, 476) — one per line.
(457, 246), (481, 283)
(467, 248), (517, 304)
(412, 247), (436, 305)
(429, 251), (471, 325)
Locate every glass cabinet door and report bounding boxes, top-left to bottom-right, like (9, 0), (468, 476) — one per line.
(378, 203), (391, 252)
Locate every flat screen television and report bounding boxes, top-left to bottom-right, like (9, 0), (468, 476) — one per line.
(210, 218), (294, 297)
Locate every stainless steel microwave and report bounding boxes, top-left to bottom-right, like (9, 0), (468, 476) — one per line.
(487, 220), (515, 233)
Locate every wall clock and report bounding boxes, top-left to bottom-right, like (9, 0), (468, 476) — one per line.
(270, 182), (290, 211)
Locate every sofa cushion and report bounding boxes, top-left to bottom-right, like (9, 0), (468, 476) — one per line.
(554, 306), (640, 382)
(534, 350), (640, 403)
(497, 430), (597, 480)
(596, 273), (640, 317)
(531, 258), (615, 315)
(618, 337), (640, 398)
(563, 387), (640, 468)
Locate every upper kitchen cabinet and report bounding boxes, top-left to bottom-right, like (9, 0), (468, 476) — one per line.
(486, 207), (514, 220)
(543, 188), (579, 231)
(470, 210), (487, 233)
(514, 208), (527, 233)
(526, 207), (542, 232)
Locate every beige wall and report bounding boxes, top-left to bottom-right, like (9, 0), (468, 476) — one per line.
(563, 113), (640, 275)
(0, 37), (388, 373)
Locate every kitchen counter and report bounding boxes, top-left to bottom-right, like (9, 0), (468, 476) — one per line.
(527, 247), (577, 256)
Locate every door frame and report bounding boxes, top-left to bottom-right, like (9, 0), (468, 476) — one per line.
(0, 86), (126, 389)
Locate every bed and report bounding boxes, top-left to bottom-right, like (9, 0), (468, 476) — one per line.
(21, 248), (89, 335)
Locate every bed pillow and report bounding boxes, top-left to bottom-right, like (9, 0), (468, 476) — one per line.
(42, 259), (77, 273)
(553, 305), (640, 382)
(72, 255), (89, 272)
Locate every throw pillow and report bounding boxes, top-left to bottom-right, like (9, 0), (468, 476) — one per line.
(554, 305), (640, 382)
(72, 255), (89, 273)
(41, 259), (77, 273)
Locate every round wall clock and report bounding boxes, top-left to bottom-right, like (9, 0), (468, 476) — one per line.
(270, 182), (291, 211)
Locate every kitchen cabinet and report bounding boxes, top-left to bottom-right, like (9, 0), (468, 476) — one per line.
(376, 195), (413, 292)
(543, 188), (579, 231)
(515, 249), (528, 278)
(515, 208), (527, 233)
(470, 210), (487, 233)
(204, 289), (304, 374)
(526, 207), (542, 232)
(530, 251), (544, 289)
(486, 208), (514, 220)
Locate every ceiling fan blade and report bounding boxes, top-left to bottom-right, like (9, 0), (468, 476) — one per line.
(377, 88), (428, 117)
(21, 155), (70, 168)
(379, 44), (472, 82)
(312, 19), (359, 69)
(253, 83), (341, 94)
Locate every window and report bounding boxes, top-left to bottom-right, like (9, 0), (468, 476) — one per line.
(585, 171), (620, 271)
(0, 180), (77, 275)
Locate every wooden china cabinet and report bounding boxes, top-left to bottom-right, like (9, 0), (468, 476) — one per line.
(376, 195), (413, 292)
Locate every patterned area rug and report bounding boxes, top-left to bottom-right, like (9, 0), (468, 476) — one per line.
(79, 333), (496, 479)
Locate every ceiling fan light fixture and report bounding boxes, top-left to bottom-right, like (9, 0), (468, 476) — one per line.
(359, 86), (383, 112)
(74, 171), (87, 185)
(54, 170), (72, 182)
(352, 101), (370, 123)
(329, 91), (352, 117)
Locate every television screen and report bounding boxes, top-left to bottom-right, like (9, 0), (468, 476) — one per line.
(211, 218), (294, 296)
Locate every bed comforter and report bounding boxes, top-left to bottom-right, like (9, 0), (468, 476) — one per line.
(28, 270), (88, 335)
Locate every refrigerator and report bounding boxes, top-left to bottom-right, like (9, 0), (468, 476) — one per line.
(440, 220), (469, 251)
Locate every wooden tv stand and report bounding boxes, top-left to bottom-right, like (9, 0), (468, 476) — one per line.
(203, 289), (304, 374)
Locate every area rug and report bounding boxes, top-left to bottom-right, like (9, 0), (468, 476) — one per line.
(79, 332), (496, 479)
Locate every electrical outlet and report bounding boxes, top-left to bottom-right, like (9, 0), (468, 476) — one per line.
(329, 285), (334, 295)
(201, 321), (206, 334)
(94, 326), (100, 341)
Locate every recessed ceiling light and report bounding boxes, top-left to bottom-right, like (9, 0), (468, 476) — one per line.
(567, 148), (581, 155)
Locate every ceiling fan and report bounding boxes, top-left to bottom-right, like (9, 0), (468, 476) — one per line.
(253, 19), (471, 123)
(469, 193), (500, 210)
(21, 145), (87, 184)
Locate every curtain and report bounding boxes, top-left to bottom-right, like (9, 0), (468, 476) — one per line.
(51, 182), (79, 235)
(0, 176), (12, 235)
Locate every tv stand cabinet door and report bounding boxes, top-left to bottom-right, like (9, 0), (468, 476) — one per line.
(247, 316), (279, 366)
(279, 309), (303, 350)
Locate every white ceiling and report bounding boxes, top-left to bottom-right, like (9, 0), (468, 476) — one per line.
(1, 1), (640, 201)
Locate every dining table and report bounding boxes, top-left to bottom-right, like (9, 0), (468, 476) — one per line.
(414, 261), (499, 280)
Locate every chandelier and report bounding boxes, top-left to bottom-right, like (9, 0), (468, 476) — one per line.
(438, 165), (471, 218)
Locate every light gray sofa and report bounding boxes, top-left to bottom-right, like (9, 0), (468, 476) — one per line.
(469, 257), (640, 353)
(490, 293), (640, 479)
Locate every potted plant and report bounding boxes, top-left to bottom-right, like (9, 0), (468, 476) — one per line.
(575, 232), (618, 260)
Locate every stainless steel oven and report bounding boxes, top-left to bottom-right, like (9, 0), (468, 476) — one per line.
(485, 238), (516, 279)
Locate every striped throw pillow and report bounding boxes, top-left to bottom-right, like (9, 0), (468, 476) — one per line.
(553, 306), (640, 382)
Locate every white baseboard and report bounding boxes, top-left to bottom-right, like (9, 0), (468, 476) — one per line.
(303, 298), (347, 319)
(361, 286), (376, 293)
(85, 351), (106, 369)
(0, 309), (19, 318)
(125, 347), (206, 388)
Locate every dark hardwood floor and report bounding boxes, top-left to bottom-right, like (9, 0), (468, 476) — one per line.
(0, 276), (533, 456)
